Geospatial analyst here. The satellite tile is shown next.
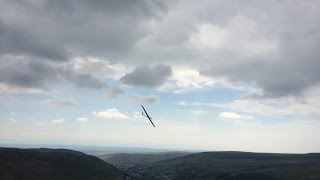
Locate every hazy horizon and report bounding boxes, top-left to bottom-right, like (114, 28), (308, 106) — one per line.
(1, 141), (318, 154)
(1, 0), (320, 154)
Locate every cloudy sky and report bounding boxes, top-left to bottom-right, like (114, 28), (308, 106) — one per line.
(1, 0), (320, 153)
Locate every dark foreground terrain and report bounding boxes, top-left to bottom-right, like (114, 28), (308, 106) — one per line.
(104, 151), (320, 180)
(2, 147), (320, 180)
(0, 147), (125, 180)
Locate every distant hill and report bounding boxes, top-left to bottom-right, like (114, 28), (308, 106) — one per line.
(100, 152), (190, 166)
(117, 151), (320, 180)
(0, 147), (126, 180)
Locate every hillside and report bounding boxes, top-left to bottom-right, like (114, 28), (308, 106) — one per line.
(0, 147), (126, 180)
(100, 152), (190, 166)
(116, 151), (320, 179)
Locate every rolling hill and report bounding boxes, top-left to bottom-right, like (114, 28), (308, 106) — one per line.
(0, 147), (126, 179)
(107, 151), (320, 180)
(149, 151), (320, 179)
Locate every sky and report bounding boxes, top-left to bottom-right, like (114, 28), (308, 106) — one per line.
(1, 0), (320, 153)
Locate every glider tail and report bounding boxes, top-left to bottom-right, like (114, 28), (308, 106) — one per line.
(142, 112), (152, 119)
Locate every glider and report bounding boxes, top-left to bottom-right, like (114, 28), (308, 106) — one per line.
(141, 105), (155, 128)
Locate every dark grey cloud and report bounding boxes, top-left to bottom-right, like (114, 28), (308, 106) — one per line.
(0, 56), (107, 90)
(120, 64), (172, 88)
(202, 56), (320, 98)
(186, 1), (320, 98)
(65, 72), (107, 89)
(0, 0), (168, 92)
(109, 86), (126, 98)
(201, 59), (313, 98)
(0, 58), (57, 88)
(46, 0), (166, 18)
(0, 22), (70, 61)
(1, 0), (320, 98)
(50, 98), (77, 106)
(200, 13), (320, 98)
(129, 94), (159, 104)
(0, 0), (167, 60)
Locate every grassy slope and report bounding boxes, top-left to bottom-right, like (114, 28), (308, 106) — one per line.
(0, 147), (126, 180)
(148, 151), (320, 179)
(107, 151), (320, 179)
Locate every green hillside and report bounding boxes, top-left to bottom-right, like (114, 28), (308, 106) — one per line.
(112, 151), (320, 179)
(0, 147), (126, 180)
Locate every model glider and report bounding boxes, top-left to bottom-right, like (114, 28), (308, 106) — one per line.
(141, 105), (155, 128)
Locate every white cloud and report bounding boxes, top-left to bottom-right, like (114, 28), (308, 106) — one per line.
(179, 98), (277, 117)
(69, 57), (128, 80)
(159, 67), (220, 94)
(179, 85), (320, 120)
(8, 118), (16, 122)
(191, 110), (209, 115)
(177, 101), (221, 107)
(219, 112), (240, 119)
(218, 112), (253, 120)
(189, 14), (278, 57)
(36, 98), (77, 106)
(51, 118), (64, 123)
(9, 112), (15, 116)
(132, 111), (142, 119)
(96, 108), (129, 120)
(226, 85), (320, 117)
(173, 67), (215, 88)
(75, 117), (88, 123)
